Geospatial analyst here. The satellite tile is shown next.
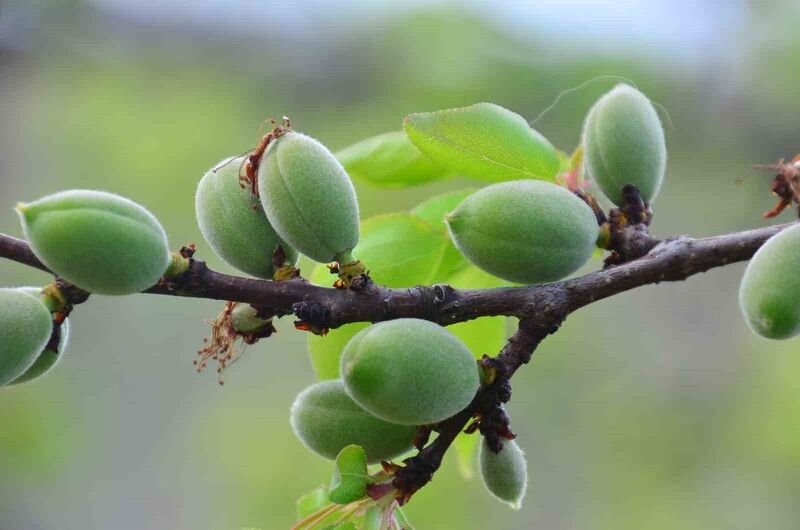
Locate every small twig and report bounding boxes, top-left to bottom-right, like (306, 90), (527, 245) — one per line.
(392, 320), (552, 502)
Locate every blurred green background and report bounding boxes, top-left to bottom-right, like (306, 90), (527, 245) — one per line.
(2, 1), (800, 528)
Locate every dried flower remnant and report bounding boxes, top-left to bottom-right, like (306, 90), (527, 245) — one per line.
(753, 155), (800, 219)
(195, 301), (275, 384)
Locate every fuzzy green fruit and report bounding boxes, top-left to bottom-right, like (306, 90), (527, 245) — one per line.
(479, 439), (528, 510)
(17, 190), (170, 295)
(340, 319), (479, 425)
(446, 180), (598, 284)
(0, 288), (53, 386)
(739, 224), (800, 339)
(9, 287), (69, 385)
(258, 132), (360, 264)
(196, 156), (298, 278)
(582, 84), (667, 206)
(289, 380), (416, 464)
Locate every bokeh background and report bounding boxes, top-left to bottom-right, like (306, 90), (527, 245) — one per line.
(2, 1), (800, 528)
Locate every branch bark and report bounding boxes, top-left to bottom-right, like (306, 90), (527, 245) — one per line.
(0, 221), (794, 501)
(0, 223), (791, 328)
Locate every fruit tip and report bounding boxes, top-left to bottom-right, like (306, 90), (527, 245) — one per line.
(14, 202), (30, 218)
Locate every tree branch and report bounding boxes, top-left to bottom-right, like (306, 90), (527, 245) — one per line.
(0, 223), (792, 328)
(0, 234), (51, 273)
(0, 221), (794, 502)
(392, 318), (553, 502)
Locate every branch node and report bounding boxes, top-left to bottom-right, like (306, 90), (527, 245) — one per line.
(602, 185), (660, 267)
(432, 284), (449, 305)
(292, 301), (331, 335)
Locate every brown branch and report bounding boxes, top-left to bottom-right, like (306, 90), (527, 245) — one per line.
(1, 223), (791, 330)
(0, 221), (795, 502)
(0, 234), (51, 273)
(392, 318), (554, 502)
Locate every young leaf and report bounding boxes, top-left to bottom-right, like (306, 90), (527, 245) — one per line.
(361, 506), (383, 530)
(308, 321), (369, 381)
(445, 265), (509, 479)
(336, 131), (450, 186)
(453, 431), (480, 480)
(410, 190), (475, 285)
(328, 445), (370, 505)
(291, 503), (352, 530)
(297, 487), (331, 520)
(410, 188), (475, 232)
(446, 265), (508, 359)
(393, 506), (416, 529)
(328, 523), (357, 530)
(308, 213), (464, 379)
(404, 103), (560, 183)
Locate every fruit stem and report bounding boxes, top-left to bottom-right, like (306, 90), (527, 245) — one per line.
(40, 282), (67, 313)
(596, 223), (612, 249)
(164, 252), (191, 278)
(334, 250), (355, 265)
(334, 257), (368, 289)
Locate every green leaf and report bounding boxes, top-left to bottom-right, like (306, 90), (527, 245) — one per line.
(330, 523), (357, 530)
(308, 213), (465, 379)
(308, 321), (369, 381)
(453, 432), (480, 480)
(410, 190), (475, 286)
(336, 131), (451, 186)
(404, 103), (560, 183)
(297, 487), (331, 520)
(361, 506), (383, 530)
(449, 316), (507, 360)
(393, 507), (416, 529)
(446, 265), (509, 359)
(328, 445), (370, 505)
(411, 188), (475, 232)
(441, 265), (508, 480)
(293, 504), (351, 530)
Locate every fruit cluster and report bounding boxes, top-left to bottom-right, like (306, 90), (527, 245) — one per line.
(3, 82), (799, 529)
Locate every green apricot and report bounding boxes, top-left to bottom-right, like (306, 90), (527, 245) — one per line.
(289, 380), (416, 464)
(479, 439), (528, 510)
(739, 224), (800, 339)
(9, 288), (69, 385)
(446, 180), (598, 284)
(17, 190), (170, 295)
(196, 156), (298, 278)
(258, 132), (360, 264)
(340, 319), (479, 425)
(0, 288), (53, 386)
(582, 84), (667, 206)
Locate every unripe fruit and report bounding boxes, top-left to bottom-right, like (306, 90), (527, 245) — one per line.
(479, 439), (528, 510)
(739, 224), (800, 339)
(17, 190), (170, 295)
(0, 288), (53, 386)
(582, 84), (667, 206)
(446, 180), (598, 284)
(196, 156), (298, 278)
(258, 132), (360, 264)
(9, 287), (69, 385)
(290, 380), (416, 464)
(340, 319), (479, 425)
(230, 303), (271, 334)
